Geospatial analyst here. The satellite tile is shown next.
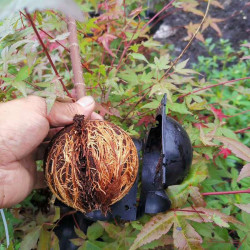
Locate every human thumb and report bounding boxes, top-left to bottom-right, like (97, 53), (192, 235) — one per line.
(47, 96), (95, 127)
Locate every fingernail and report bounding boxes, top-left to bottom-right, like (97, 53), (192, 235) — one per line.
(77, 96), (94, 107)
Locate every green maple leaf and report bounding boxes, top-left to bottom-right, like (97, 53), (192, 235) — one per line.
(130, 208), (242, 250)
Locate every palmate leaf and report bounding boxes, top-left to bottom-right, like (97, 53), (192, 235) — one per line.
(0, 0), (84, 21)
(167, 160), (208, 208)
(173, 215), (203, 250)
(130, 207), (242, 250)
(237, 163), (250, 182)
(215, 136), (250, 162)
(235, 204), (250, 214)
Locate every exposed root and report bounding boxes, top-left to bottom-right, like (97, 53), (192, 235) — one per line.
(45, 115), (139, 214)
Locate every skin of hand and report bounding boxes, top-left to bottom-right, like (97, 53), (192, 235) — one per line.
(0, 95), (102, 208)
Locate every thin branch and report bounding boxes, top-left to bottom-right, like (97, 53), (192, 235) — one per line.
(235, 126), (250, 134)
(121, 88), (151, 121)
(178, 77), (250, 99)
(159, 0), (211, 82)
(25, 10), (72, 98)
(202, 189), (250, 196)
(38, 28), (70, 52)
(141, 0), (176, 32)
(67, 17), (86, 100)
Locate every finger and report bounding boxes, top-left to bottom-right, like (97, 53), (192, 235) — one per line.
(91, 112), (104, 120)
(47, 96), (95, 127)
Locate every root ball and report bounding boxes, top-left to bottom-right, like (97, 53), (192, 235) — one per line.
(44, 115), (139, 213)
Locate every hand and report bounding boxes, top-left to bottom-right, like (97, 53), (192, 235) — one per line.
(0, 95), (102, 208)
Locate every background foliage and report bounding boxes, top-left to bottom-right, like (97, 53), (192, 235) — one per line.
(0, 0), (249, 249)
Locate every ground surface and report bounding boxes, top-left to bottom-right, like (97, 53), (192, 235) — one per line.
(153, 0), (250, 64)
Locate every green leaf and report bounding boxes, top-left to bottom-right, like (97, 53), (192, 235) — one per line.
(130, 53), (149, 63)
(45, 94), (57, 114)
(0, 0), (84, 21)
(212, 215), (229, 228)
(11, 81), (27, 97)
(153, 55), (170, 70)
(52, 206), (60, 223)
(168, 102), (192, 115)
(87, 222), (104, 241)
(99, 222), (122, 239)
(15, 66), (30, 81)
(75, 226), (87, 239)
(80, 240), (102, 250)
(129, 212), (175, 250)
(20, 226), (41, 250)
(167, 161), (208, 207)
(37, 228), (50, 250)
(141, 100), (160, 109)
(70, 238), (84, 246)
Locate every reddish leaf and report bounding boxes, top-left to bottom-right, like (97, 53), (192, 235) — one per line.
(193, 123), (208, 129)
(218, 147), (232, 159)
(211, 105), (228, 121)
(211, 0), (224, 9)
(202, 16), (224, 37)
(137, 115), (155, 127)
(98, 33), (117, 57)
(129, 6), (143, 17)
(215, 136), (250, 162)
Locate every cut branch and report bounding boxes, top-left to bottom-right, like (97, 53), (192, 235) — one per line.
(67, 17), (86, 100)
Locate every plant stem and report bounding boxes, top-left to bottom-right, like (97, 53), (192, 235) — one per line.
(202, 189), (250, 196)
(25, 10), (72, 98)
(38, 28), (70, 52)
(178, 77), (250, 99)
(67, 17), (86, 100)
(235, 126), (250, 134)
(141, 0), (176, 32)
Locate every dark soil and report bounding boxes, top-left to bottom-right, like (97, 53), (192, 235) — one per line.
(153, 0), (250, 64)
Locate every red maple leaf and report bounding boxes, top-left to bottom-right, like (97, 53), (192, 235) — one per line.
(211, 105), (228, 121)
(218, 147), (232, 159)
(193, 123), (208, 129)
(138, 115), (155, 127)
(98, 33), (117, 57)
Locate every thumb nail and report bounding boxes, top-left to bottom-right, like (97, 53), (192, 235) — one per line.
(77, 96), (94, 107)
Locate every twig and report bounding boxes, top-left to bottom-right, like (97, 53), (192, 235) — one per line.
(178, 77), (250, 99)
(202, 189), (250, 196)
(38, 28), (70, 52)
(67, 17), (86, 100)
(235, 126), (250, 134)
(159, 0), (211, 82)
(141, 0), (176, 32)
(121, 89), (151, 121)
(25, 10), (72, 98)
